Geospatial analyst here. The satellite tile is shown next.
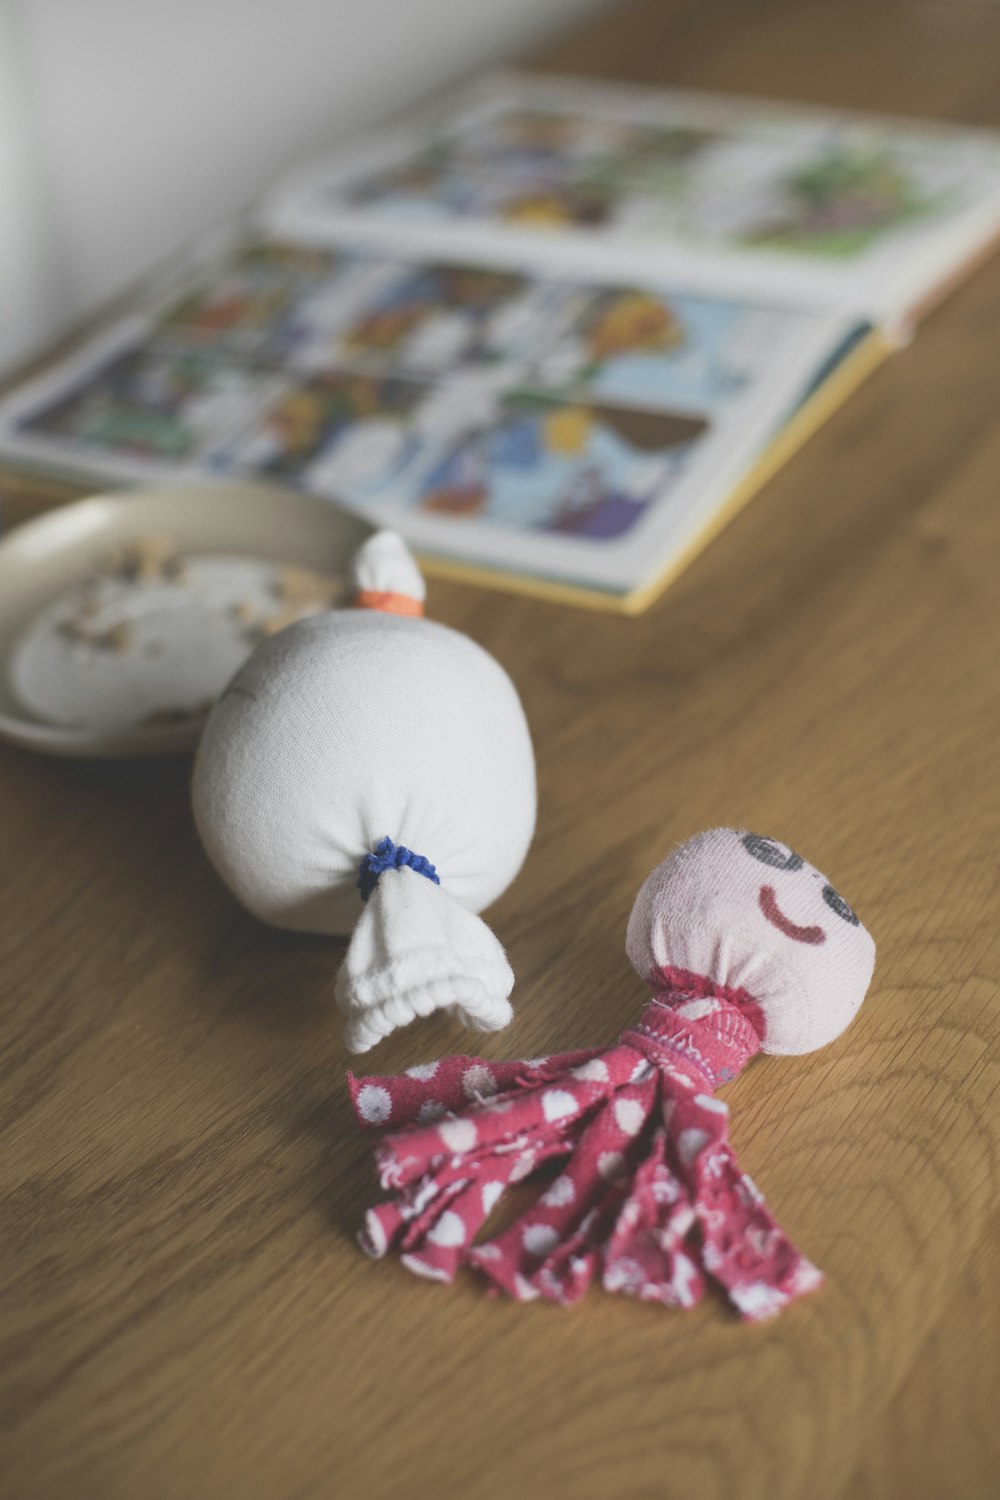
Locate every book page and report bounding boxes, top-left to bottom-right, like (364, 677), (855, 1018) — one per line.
(0, 233), (859, 598)
(267, 72), (1000, 321)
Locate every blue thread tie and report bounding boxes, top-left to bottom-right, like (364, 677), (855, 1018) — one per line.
(357, 836), (440, 904)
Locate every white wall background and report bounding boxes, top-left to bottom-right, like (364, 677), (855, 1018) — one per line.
(0, 0), (605, 377)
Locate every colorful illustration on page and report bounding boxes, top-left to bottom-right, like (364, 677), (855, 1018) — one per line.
(414, 393), (707, 538)
(217, 369), (431, 497)
(735, 143), (930, 256)
(527, 286), (788, 413)
(16, 347), (283, 464)
(342, 108), (719, 230)
(333, 94), (982, 259)
(155, 240), (345, 358)
(324, 262), (543, 374)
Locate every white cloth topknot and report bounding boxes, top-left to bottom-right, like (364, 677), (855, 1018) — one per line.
(351, 528), (425, 603)
(192, 532), (535, 1053)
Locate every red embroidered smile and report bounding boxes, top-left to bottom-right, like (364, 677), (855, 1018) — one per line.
(758, 885), (826, 945)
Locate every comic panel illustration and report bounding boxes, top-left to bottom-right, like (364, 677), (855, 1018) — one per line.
(15, 345), (285, 465)
(411, 392), (708, 539)
(524, 286), (795, 415)
(656, 131), (942, 257)
(297, 261), (556, 375)
(331, 93), (987, 261)
(743, 143), (929, 256)
(340, 106), (719, 231)
(153, 239), (347, 359)
(215, 368), (434, 499)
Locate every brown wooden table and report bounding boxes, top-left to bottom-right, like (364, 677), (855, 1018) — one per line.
(3, 2), (999, 1497)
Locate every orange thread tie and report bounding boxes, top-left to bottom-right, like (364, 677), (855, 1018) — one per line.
(354, 589), (424, 618)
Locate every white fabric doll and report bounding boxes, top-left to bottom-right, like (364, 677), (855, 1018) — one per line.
(192, 531), (536, 1053)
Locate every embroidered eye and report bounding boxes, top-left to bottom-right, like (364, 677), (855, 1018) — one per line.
(822, 884), (860, 926)
(741, 833), (805, 872)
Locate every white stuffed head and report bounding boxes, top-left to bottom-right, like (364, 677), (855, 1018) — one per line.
(626, 827), (876, 1055)
(192, 531), (536, 1052)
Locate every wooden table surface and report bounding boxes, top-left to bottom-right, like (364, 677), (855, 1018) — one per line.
(3, 2), (999, 1497)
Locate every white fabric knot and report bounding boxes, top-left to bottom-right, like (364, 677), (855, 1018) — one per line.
(337, 868), (514, 1053)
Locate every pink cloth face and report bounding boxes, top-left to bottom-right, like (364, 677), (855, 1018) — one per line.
(626, 828), (876, 1055)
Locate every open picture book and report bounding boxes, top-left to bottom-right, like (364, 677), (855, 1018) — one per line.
(4, 72), (1000, 611)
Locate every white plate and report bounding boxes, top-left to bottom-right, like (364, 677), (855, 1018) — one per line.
(0, 480), (372, 757)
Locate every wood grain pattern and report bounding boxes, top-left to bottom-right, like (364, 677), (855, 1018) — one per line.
(2, 2), (1000, 1497)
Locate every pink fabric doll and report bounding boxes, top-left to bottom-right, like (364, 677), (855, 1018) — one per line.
(348, 828), (876, 1319)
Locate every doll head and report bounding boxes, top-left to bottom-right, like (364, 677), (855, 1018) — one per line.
(192, 531), (536, 1051)
(192, 608), (535, 936)
(626, 827), (876, 1055)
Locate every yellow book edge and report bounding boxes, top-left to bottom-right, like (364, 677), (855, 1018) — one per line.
(418, 324), (895, 616)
